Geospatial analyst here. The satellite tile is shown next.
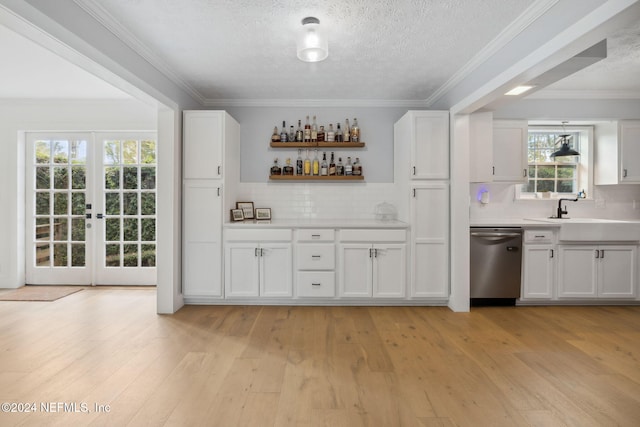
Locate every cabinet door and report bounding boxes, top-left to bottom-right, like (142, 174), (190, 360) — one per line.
(183, 181), (222, 298)
(557, 246), (597, 298)
(598, 246), (637, 298)
(260, 244), (292, 297)
(411, 111), (449, 180)
(493, 120), (528, 183)
(411, 184), (449, 298)
(225, 243), (260, 297)
(619, 121), (640, 183)
(183, 111), (223, 180)
(339, 244), (373, 297)
(522, 245), (554, 299)
(372, 244), (406, 298)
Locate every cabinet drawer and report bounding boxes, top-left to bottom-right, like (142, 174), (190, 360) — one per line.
(225, 228), (292, 242)
(297, 229), (335, 242)
(524, 229), (555, 244)
(297, 244), (335, 270)
(340, 229), (406, 242)
(297, 272), (335, 297)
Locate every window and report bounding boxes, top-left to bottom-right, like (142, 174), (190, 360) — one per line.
(518, 125), (592, 199)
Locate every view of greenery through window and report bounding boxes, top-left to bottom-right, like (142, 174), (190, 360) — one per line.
(521, 131), (579, 194)
(34, 138), (156, 269)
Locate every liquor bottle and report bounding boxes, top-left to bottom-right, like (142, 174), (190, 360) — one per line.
(353, 157), (362, 176)
(283, 158), (294, 175)
(335, 123), (343, 142)
(271, 126), (280, 142)
(320, 152), (328, 176)
(312, 149), (320, 175)
(289, 125), (295, 143)
(296, 149), (303, 175)
(311, 116), (318, 142)
(344, 119), (351, 142)
(326, 124), (335, 142)
(296, 120), (304, 142)
(280, 121), (288, 142)
(329, 152), (336, 176)
(270, 158), (282, 176)
(345, 156), (353, 175)
(336, 157), (344, 176)
(351, 118), (360, 143)
(304, 149), (311, 175)
(304, 115), (311, 142)
(317, 125), (325, 142)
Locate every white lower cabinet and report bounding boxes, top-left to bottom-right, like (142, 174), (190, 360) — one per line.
(522, 245), (555, 299)
(557, 245), (637, 299)
(339, 239), (406, 298)
(225, 242), (292, 298)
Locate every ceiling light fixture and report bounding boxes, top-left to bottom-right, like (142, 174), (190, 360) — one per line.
(505, 85), (535, 96)
(297, 17), (328, 63)
(551, 121), (580, 158)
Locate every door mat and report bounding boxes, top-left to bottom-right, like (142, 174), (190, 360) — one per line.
(0, 286), (83, 301)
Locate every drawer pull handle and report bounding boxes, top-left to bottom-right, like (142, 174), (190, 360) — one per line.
(312, 255), (322, 259)
(311, 283), (321, 286)
(312, 234), (321, 238)
(535, 235), (545, 238)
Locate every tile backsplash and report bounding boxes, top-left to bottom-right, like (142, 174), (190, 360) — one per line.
(233, 182), (401, 220)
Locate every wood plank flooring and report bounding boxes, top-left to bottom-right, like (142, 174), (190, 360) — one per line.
(1, 288), (639, 426)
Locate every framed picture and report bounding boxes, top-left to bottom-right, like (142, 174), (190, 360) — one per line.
(255, 208), (271, 220)
(230, 209), (244, 222)
(236, 202), (254, 219)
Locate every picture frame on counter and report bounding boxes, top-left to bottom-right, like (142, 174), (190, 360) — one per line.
(255, 208), (271, 220)
(236, 201), (254, 219)
(230, 209), (244, 222)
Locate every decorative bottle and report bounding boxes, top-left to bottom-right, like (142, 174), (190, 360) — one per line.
(304, 149), (311, 175)
(289, 125), (295, 143)
(335, 123), (343, 142)
(271, 126), (280, 142)
(353, 157), (362, 176)
(351, 118), (360, 143)
(280, 121), (288, 142)
(329, 152), (336, 176)
(320, 152), (328, 176)
(270, 158), (282, 175)
(283, 158), (294, 175)
(296, 149), (303, 175)
(336, 157), (344, 176)
(344, 119), (351, 142)
(345, 156), (353, 175)
(296, 120), (304, 142)
(312, 149), (320, 176)
(326, 124), (335, 142)
(311, 116), (318, 142)
(317, 125), (325, 142)
(304, 116), (311, 142)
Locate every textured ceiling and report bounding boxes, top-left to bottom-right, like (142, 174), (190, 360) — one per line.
(75, 0), (536, 102)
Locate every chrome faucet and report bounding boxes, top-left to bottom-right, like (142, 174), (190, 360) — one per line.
(556, 197), (579, 219)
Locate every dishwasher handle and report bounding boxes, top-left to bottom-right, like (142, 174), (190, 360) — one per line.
(471, 232), (522, 238)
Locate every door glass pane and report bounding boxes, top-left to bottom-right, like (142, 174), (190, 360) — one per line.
(36, 140), (50, 163)
(105, 193), (120, 215)
(123, 218), (138, 241)
(53, 140), (69, 163)
(54, 193), (68, 215)
(71, 193), (85, 215)
(141, 193), (155, 215)
(36, 193), (50, 215)
(53, 243), (68, 266)
(123, 192), (138, 215)
(53, 167), (69, 189)
(141, 167), (155, 189)
(105, 167), (120, 189)
(141, 140), (156, 164)
(123, 167), (138, 189)
(36, 243), (50, 266)
(141, 244), (156, 267)
(54, 218), (68, 241)
(104, 141), (120, 165)
(123, 244), (138, 267)
(72, 218), (86, 241)
(36, 218), (50, 241)
(71, 167), (86, 189)
(36, 167), (50, 189)
(106, 244), (120, 267)
(71, 140), (87, 164)
(71, 244), (86, 267)
(106, 218), (120, 241)
(141, 218), (155, 241)
(123, 140), (138, 164)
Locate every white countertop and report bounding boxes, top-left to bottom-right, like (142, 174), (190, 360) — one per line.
(470, 218), (561, 227)
(224, 218), (409, 229)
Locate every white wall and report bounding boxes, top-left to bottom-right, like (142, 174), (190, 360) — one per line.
(0, 99), (156, 289)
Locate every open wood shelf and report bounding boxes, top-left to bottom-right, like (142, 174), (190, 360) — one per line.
(270, 142), (365, 148)
(269, 175), (364, 181)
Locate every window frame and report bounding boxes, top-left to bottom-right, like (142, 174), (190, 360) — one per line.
(516, 125), (593, 200)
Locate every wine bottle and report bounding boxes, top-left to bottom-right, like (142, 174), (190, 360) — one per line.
(329, 152), (336, 176)
(320, 152), (328, 176)
(296, 149), (303, 175)
(296, 120), (303, 142)
(335, 123), (343, 142)
(304, 115), (311, 142)
(311, 115), (318, 142)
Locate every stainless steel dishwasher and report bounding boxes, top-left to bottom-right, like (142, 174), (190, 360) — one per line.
(470, 227), (523, 305)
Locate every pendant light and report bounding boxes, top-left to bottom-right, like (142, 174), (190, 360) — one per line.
(297, 17), (328, 62)
(551, 121), (580, 158)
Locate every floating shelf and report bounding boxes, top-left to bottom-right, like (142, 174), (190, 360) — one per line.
(269, 175), (364, 181)
(270, 142), (365, 148)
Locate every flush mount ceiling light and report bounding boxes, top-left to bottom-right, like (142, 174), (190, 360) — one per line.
(551, 121), (580, 158)
(297, 17), (328, 62)
(505, 85), (535, 96)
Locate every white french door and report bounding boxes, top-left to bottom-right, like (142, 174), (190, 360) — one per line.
(26, 132), (157, 286)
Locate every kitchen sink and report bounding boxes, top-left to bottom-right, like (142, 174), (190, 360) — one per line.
(525, 218), (640, 241)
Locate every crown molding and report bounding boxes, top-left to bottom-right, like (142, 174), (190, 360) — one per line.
(202, 98), (430, 108)
(73, 0), (206, 105)
(424, 0), (560, 107)
(526, 89), (640, 100)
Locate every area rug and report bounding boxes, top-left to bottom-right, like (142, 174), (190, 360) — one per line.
(0, 286), (83, 301)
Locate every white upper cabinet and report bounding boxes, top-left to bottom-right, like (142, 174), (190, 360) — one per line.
(492, 120), (528, 183)
(184, 110), (227, 180)
(394, 110), (449, 180)
(595, 120), (640, 185)
(469, 111), (494, 183)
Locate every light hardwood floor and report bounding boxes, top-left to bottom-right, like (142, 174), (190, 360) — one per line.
(1, 288), (639, 426)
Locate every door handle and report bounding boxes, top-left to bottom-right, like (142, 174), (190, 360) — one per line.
(255, 248), (259, 257)
(523, 169), (527, 177)
(86, 213), (92, 219)
(96, 213), (104, 219)
(600, 249), (604, 259)
(550, 249), (554, 258)
(595, 249), (600, 259)
(623, 169), (628, 178)
(412, 166), (416, 175)
(218, 165), (221, 175)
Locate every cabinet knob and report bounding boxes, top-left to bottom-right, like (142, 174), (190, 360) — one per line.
(595, 249), (600, 259)
(412, 166), (416, 175)
(623, 169), (628, 178)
